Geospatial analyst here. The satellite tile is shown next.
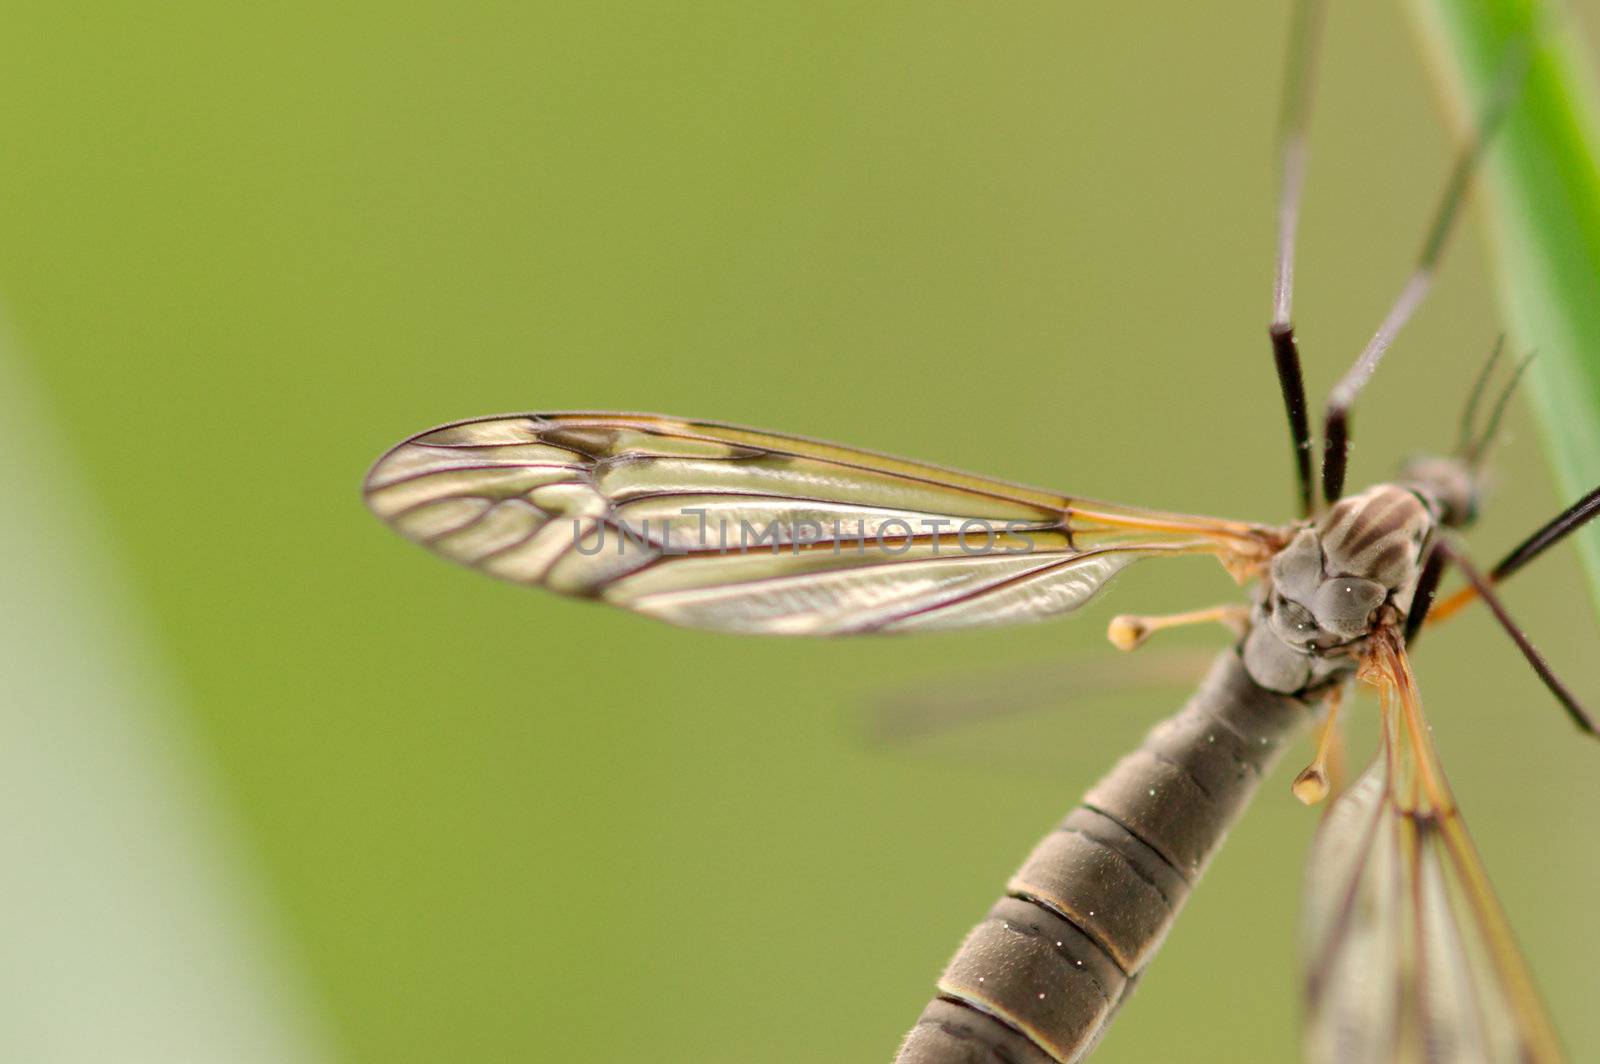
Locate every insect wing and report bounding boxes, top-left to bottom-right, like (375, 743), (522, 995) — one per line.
(363, 413), (1270, 635)
(1301, 655), (1564, 1063)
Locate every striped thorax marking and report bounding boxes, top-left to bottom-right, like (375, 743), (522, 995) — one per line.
(1242, 484), (1435, 695)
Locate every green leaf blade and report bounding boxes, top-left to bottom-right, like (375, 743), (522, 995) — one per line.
(1415, 0), (1600, 612)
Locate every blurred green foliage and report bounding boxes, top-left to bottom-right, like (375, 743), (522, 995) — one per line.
(1, 3), (1597, 1061)
(1417, 0), (1600, 614)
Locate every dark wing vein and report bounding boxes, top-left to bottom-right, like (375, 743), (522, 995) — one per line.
(365, 413), (1267, 635)
(1302, 703), (1565, 1063)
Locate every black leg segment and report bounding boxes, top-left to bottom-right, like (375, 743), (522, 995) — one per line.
(1437, 541), (1597, 736)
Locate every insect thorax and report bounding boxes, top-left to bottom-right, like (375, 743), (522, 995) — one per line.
(1243, 483), (1437, 694)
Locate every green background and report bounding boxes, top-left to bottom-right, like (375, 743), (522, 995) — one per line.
(3, 2), (1598, 1061)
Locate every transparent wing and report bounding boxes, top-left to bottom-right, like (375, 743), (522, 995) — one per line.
(1302, 633), (1564, 1063)
(363, 412), (1276, 635)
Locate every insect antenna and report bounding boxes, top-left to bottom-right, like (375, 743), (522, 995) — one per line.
(1319, 48), (1528, 505)
(1463, 350), (1534, 465)
(1268, 0), (1328, 519)
(1435, 541), (1598, 736)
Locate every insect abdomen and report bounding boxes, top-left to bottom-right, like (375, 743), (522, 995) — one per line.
(897, 652), (1311, 1063)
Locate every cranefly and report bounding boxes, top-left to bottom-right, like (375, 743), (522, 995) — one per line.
(362, 3), (1598, 1059)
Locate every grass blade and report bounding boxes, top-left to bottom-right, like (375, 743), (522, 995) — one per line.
(1412, 0), (1600, 614)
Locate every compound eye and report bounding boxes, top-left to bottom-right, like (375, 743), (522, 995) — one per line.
(1311, 577), (1387, 639)
(1269, 599), (1321, 649)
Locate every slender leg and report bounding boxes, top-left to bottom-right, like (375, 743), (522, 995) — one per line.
(1106, 603), (1250, 651)
(1320, 50), (1527, 504)
(1452, 334), (1505, 457)
(1435, 541), (1597, 735)
(1486, 481), (1600, 581)
(1403, 540), (1448, 644)
(1268, 0), (1328, 518)
(1428, 482), (1600, 623)
(1463, 351), (1534, 464)
(1450, 334), (1532, 467)
(1270, 327), (1314, 517)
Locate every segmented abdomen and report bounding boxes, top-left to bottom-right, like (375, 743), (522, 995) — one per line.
(896, 651), (1311, 1063)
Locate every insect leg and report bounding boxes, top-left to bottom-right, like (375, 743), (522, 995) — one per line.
(1320, 50), (1527, 504)
(1105, 603), (1250, 651)
(1403, 540), (1449, 644)
(1453, 334), (1506, 457)
(1447, 333), (1535, 469)
(1270, 328), (1314, 519)
(1428, 482), (1600, 623)
(1434, 541), (1597, 736)
(1268, 0), (1327, 519)
(1462, 350), (1534, 465)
